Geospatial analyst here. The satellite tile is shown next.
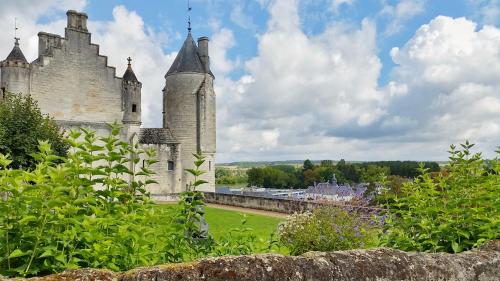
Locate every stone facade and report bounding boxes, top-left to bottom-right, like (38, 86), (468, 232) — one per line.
(0, 10), (216, 194)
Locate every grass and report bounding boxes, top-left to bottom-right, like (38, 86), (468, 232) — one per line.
(155, 203), (287, 254)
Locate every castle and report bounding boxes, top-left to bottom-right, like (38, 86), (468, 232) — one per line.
(0, 10), (216, 193)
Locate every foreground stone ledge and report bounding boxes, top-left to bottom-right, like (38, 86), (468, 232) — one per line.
(3, 241), (499, 281)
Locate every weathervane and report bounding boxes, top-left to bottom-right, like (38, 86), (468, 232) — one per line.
(187, 0), (192, 32)
(14, 17), (19, 45)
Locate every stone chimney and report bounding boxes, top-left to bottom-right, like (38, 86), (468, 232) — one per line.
(66, 10), (88, 32)
(197, 36), (210, 72)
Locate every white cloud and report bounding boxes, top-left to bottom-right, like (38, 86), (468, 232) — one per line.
(89, 6), (176, 128)
(385, 16), (500, 155)
(331, 0), (354, 13)
(216, 0), (389, 161)
(381, 0), (426, 35)
(468, 0), (500, 25)
(209, 28), (238, 75)
(230, 2), (257, 30)
(0, 0), (87, 60)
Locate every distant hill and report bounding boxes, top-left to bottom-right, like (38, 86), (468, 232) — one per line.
(217, 160), (449, 168)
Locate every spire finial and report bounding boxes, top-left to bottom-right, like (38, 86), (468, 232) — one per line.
(187, 0), (192, 32)
(127, 57), (132, 66)
(14, 17), (20, 46)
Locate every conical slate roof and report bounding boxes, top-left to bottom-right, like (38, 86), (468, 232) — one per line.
(5, 39), (28, 63)
(123, 58), (139, 82)
(166, 32), (205, 76)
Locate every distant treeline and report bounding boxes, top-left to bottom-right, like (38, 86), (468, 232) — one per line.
(357, 161), (440, 178)
(244, 160), (441, 189)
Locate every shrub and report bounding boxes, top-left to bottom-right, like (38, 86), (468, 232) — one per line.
(0, 124), (165, 277)
(380, 142), (500, 253)
(278, 207), (378, 255)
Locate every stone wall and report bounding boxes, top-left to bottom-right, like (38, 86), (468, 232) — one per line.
(202, 192), (381, 214)
(7, 240), (500, 281)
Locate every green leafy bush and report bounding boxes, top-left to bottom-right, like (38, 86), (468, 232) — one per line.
(380, 142), (500, 253)
(0, 124), (167, 277)
(278, 207), (378, 255)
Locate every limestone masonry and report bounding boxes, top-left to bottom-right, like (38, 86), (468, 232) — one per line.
(0, 10), (216, 193)
(4, 240), (500, 280)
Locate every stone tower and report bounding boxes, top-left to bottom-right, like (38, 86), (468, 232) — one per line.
(0, 38), (30, 97)
(163, 32), (216, 192)
(122, 57), (142, 126)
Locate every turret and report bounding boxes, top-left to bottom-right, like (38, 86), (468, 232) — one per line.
(163, 31), (216, 192)
(122, 57), (142, 125)
(0, 38), (30, 96)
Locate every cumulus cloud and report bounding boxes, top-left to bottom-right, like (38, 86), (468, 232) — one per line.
(385, 16), (500, 155)
(89, 6), (176, 127)
(468, 0), (500, 25)
(216, 1), (500, 161)
(381, 0), (426, 35)
(216, 0), (389, 161)
(230, 2), (257, 30)
(0, 0), (86, 60)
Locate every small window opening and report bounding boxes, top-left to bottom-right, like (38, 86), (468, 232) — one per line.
(0, 87), (5, 99)
(209, 161), (211, 171)
(132, 104), (137, 112)
(167, 161), (174, 171)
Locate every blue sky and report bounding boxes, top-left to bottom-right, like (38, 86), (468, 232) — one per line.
(0, 0), (499, 162)
(82, 0), (483, 83)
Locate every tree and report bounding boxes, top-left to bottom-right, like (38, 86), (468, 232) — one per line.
(303, 159), (314, 171)
(247, 167), (264, 187)
(0, 93), (67, 169)
(303, 168), (321, 187)
(360, 165), (390, 185)
(320, 160), (333, 167)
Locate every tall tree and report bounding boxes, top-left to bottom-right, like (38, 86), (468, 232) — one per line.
(303, 159), (314, 171)
(0, 94), (67, 169)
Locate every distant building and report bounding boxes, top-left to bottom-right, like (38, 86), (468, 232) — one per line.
(305, 178), (368, 202)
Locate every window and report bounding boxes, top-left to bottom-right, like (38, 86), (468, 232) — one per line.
(132, 104), (137, 112)
(167, 161), (174, 171)
(0, 87), (5, 99)
(209, 161), (211, 171)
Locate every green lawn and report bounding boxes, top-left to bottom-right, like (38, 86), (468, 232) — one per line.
(155, 204), (286, 254)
